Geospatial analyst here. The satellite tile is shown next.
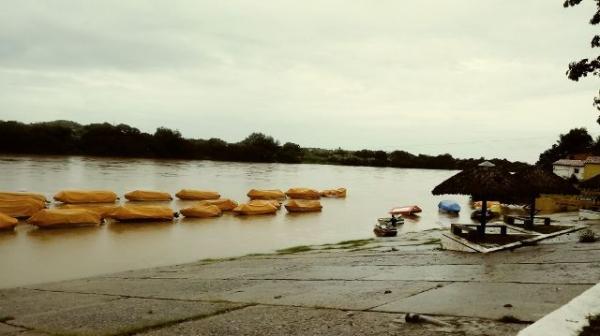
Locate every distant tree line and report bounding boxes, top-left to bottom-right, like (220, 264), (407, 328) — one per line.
(0, 120), (528, 170)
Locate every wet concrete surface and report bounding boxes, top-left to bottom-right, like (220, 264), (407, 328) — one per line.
(0, 213), (598, 336)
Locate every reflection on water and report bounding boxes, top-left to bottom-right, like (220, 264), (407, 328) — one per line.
(0, 155), (484, 288)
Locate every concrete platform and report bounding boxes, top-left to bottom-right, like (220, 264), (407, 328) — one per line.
(0, 213), (598, 336)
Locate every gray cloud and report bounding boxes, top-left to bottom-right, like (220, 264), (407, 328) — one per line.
(0, 0), (598, 162)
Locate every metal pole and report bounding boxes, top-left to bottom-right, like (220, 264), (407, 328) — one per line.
(480, 198), (487, 234)
(529, 196), (536, 225)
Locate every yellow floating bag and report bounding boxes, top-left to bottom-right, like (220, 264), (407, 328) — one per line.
(175, 189), (220, 200)
(107, 205), (174, 222)
(196, 199), (238, 211)
(0, 197), (46, 218)
(124, 190), (172, 201)
(285, 188), (321, 200)
(54, 190), (117, 204)
(27, 209), (102, 228)
(233, 202), (278, 215)
(248, 199), (281, 209)
(320, 188), (347, 198)
(284, 200), (323, 213)
(57, 204), (119, 218)
(246, 189), (286, 200)
(0, 213), (18, 230)
(180, 204), (222, 218)
(0, 192), (48, 203)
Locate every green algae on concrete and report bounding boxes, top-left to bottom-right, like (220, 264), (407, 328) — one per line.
(10, 298), (248, 336)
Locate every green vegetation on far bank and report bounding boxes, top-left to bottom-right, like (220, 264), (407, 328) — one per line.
(0, 120), (528, 171)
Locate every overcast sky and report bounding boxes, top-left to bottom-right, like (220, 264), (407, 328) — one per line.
(0, 1), (598, 162)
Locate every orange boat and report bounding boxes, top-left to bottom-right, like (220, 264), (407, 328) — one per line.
(389, 205), (422, 216)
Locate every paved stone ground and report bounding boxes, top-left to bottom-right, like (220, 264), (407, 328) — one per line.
(1, 214), (599, 336)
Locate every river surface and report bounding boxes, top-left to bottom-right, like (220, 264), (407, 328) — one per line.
(0, 156), (479, 288)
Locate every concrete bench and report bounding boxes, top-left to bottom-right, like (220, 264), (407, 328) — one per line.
(451, 223), (507, 236)
(504, 215), (551, 227)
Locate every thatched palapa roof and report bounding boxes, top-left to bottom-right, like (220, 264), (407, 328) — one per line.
(513, 166), (579, 197)
(431, 162), (525, 201)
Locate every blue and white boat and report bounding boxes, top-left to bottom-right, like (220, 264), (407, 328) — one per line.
(438, 200), (461, 213)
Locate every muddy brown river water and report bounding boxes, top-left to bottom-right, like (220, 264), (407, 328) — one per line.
(0, 155), (481, 288)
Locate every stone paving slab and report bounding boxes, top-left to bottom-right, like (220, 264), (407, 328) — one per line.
(0, 323), (24, 336)
(373, 282), (591, 321)
(106, 263), (301, 281)
(526, 248), (600, 263)
(28, 278), (256, 301)
(0, 326), (50, 336)
(246, 265), (383, 281)
(364, 262), (600, 284)
(207, 280), (441, 310)
(137, 305), (525, 336)
(10, 298), (247, 336)
(0, 288), (118, 319)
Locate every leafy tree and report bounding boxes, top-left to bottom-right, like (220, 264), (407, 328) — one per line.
(563, 0), (600, 121)
(152, 127), (188, 158)
(537, 127), (594, 169)
(389, 150), (417, 168)
(236, 132), (281, 162)
(278, 142), (303, 163)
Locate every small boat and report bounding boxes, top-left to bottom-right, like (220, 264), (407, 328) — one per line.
(377, 216), (404, 227)
(124, 190), (172, 202)
(373, 222), (397, 237)
(438, 200), (461, 213)
(390, 205), (422, 216)
(471, 209), (499, 220)
(473, 201), (502, 214)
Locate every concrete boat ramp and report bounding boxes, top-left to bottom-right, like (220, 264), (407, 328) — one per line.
(1, 213), (599, 336)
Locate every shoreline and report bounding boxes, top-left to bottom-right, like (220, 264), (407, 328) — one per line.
(1, 212), (598, 335)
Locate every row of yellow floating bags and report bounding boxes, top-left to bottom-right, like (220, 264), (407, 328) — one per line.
(52, 189), (222, 203)
(0, 187), (346, 229)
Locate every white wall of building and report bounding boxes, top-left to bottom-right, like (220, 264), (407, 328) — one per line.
(553, 165), (584, 180)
